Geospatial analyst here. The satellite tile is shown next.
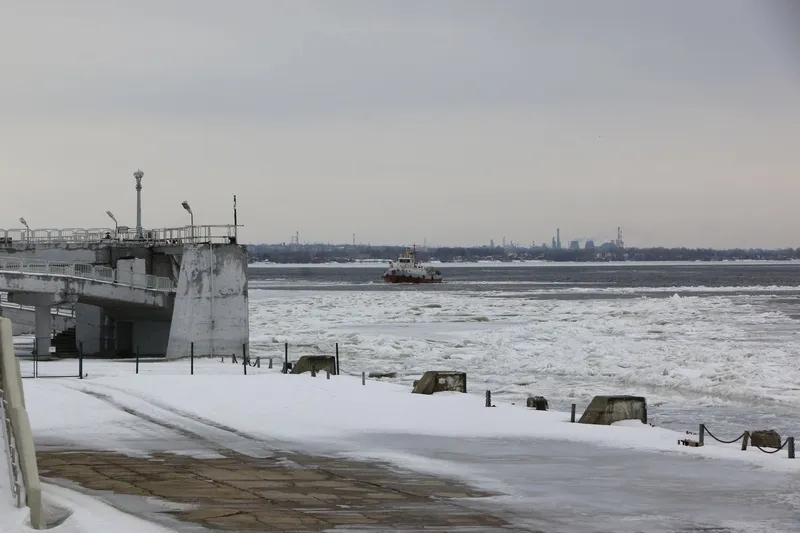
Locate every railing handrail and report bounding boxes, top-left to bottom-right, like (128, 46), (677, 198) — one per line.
(0, 225), (239, 246)
(0, 293), (75, 318)
(0, 257), (175, 293)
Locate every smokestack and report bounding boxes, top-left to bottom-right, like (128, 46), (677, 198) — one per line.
(556, 228), (561, 249)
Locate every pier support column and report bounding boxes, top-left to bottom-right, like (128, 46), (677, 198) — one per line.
(7, 293), (56, 357)
(35, 305), (51, 356)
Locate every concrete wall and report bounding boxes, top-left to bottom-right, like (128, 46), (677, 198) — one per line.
(166, 243), (249, 359)
(74, 303), (105, 355)
(116, 257), (146, 285)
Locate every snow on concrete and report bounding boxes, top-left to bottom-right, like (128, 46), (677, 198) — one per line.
(23, 369), (798, 472)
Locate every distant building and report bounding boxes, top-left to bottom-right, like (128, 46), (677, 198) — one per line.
(585, 240), (595, 250)
(569, 240), (580, 250)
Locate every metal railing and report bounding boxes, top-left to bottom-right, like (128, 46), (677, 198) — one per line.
(0, 292), (75, 318)
(1, 388), (23, 507)
(0, 225), (239, 247)
(0, 257), (175, 292)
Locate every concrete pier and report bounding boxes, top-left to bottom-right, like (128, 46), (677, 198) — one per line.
(0, 224), (246, 358)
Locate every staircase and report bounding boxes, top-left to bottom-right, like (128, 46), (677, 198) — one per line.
(51, 327), (78, 358)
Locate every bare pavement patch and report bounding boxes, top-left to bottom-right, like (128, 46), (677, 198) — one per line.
(36, 448), (524, 533)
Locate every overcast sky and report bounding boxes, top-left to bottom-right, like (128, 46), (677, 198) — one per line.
(1, 1), (798, 248)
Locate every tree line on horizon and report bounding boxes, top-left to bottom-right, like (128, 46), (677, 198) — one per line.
(246, 243), (800, 264)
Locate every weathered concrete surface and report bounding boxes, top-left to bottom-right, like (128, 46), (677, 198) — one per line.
(290, 355), (336, 375)
(749, 429), (782, 448)
(412, 371), (467, 395)
(0, 273), (172, 309)
(36, 450), (514, 533)
(578, 395), (648, 425)
(167, 243), (249, 359)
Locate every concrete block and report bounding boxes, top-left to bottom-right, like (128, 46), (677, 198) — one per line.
(291, 356), (336, 375)
(166, 243), (249, 359)
(411, 371), (466, 395)
(749, 430), (781, 449)
(526, 396), (549, 410)
(368, 371), (398, 379)
(578, 395), (647, 425)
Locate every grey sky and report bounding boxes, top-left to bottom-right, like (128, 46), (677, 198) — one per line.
(1, 0), (798, 248)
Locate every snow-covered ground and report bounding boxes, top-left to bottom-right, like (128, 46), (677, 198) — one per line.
(14, 367), (800, 532)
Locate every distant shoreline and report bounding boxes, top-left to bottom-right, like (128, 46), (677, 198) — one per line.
(248, 259), (800, 268)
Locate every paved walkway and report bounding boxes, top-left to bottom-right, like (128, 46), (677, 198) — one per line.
(37, 449), (523, 532)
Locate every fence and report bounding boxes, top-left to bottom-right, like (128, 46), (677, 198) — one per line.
(0, 318), (44, 528)
(0, 225), (238, 247)
(697, 424), (795, 459)
(15, 341), (344, 380)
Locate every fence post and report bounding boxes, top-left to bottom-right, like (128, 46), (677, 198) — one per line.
(326, 370), (330, 380)
(570, 404), (576, 423)
(485, 390), (491, 407)
(741, 432), (749, 451)
(284, 342), (289, 374)
(335, 343), (340, 375)
(362, 371), (365, 386)
(243, 353), (247, 375)
(78, 342), (83, 379)
(788, 437), (795, 459)
(190, 342), (194, 375)
(268, 357), (273, 369)
(698, 424), (704, 446)
(136, 346), (139, 375)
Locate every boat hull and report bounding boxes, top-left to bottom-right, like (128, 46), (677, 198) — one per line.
(382, 274), (442, 284)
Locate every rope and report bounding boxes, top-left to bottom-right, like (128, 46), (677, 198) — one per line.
(752, 438), (789, 454)
(704, 426), (747, 444)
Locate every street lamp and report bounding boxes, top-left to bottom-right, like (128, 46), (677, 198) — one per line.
(181, 201), (193, 241)
(133, 169), (143, 239)
(19, 217), (30, 242)
(106, 210), (118, 233)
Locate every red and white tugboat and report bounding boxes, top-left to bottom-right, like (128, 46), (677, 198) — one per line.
(382, 247), (443, 284)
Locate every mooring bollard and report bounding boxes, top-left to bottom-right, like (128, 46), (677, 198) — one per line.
(362, 371), (365, 386)
(485, 390), (491, 408)
(570, 403), (576, 423)
(788, 437), (795, 459)
(699, 424), (705, 445)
